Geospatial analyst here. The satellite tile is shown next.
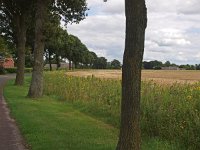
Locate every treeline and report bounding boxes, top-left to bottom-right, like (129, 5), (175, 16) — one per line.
(1, 23), (121, 71)
(143, 60), (200, 70)
(1, 32), (121, 70)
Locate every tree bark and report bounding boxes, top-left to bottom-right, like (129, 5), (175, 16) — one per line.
(27, 0), (48, 98)
(116, 0), (147, 150)
(14, 14), (27, 86)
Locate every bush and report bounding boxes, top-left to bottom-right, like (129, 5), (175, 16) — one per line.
(5, 67), (32, 73)
(0, 66), (6, 74)
(24, 68), (32, 73)
(154, 66), (161, 70)
(5, 67), (17, 73)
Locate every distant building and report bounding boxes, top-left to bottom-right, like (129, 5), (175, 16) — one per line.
(44, 62), (72, 70)
(0, 57), (14, 68)
(161, 67), (180, 70)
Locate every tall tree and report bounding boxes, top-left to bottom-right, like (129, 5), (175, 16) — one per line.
(45, 17), (65, 70)
(0, 0), (33, 85)
(28, 0), (49, 97)
(116, 0), (147, 150)
(14, 3), (27, 85)
(28, 0), (88, 98)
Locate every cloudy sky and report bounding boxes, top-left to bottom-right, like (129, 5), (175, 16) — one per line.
(67, 0), (200, 65)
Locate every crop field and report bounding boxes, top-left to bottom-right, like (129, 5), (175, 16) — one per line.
(67, 69), (200, 84)
(44, 70), (200, 149)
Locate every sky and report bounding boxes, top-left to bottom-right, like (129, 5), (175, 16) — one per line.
(67, 0), (200, 65)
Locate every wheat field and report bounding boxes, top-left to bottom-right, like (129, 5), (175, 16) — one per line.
(66, 70), (200, 84)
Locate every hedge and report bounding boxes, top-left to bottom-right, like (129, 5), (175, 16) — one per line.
(5, 68), (32, 73)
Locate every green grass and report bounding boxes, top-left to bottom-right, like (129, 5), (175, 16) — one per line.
(4, 78), (182, 150)
(5, 79), (117, 150)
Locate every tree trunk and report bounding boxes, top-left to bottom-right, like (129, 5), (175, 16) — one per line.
(28, 0), (48, 98)
(72, 62), (74, 70)
(14, 14), (27, 86)
(48, 51), (52, 71)
(116, 0), (147, 150)
(69, 60), (72, 70)
(56, 54), (60, 70)
(74, 62), (77, 69)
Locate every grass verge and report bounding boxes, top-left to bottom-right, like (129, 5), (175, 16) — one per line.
(4, 78), (182, 150)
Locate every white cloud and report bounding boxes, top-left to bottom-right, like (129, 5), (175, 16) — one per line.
(67, 0), (200, 65)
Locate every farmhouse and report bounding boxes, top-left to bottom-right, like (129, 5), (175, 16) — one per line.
(0, 56), (14, 68)
(161, 67), (180, 70)
(44, 62), (71, 70)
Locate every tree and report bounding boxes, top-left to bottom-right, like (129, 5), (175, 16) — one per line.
(61, 34), (91, 70)
(27, 0), (48, 97)
(143, 60), (162, 69)
(44, 25), (95, 70)
(71, 37), (91, 68)
(0, 0), (33, 85)
(196, 64), (200, 70)
(111, 59), (121, 69)
(0, 36), (9, 56)
(93, 57), (107, 69)
(89, 51), (98, 67)
(116, 0), (147, 149)
(45, 20), (66, 70)
(164, 61), (171, 67)
(82, 51), (96, 68)
(179, 64), (195, 70)
(28, 0), (88, 98)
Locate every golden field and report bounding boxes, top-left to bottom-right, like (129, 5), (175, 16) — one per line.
(67, 69), (200, 84)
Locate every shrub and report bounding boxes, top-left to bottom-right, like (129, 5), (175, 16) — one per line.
(24, 68), (32, 73)
(0, 66), (6, 74)
(5, 67), (32, 73)
(5, 67), (17, 73)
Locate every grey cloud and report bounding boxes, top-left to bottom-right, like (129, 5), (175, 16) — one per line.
(177, 0), (200, 15)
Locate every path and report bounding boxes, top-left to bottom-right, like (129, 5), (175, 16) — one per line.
(0, 75), (27, 150)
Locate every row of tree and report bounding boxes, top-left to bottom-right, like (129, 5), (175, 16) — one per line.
(143, 60), (200, 70)
(1, 31), (121, 71)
